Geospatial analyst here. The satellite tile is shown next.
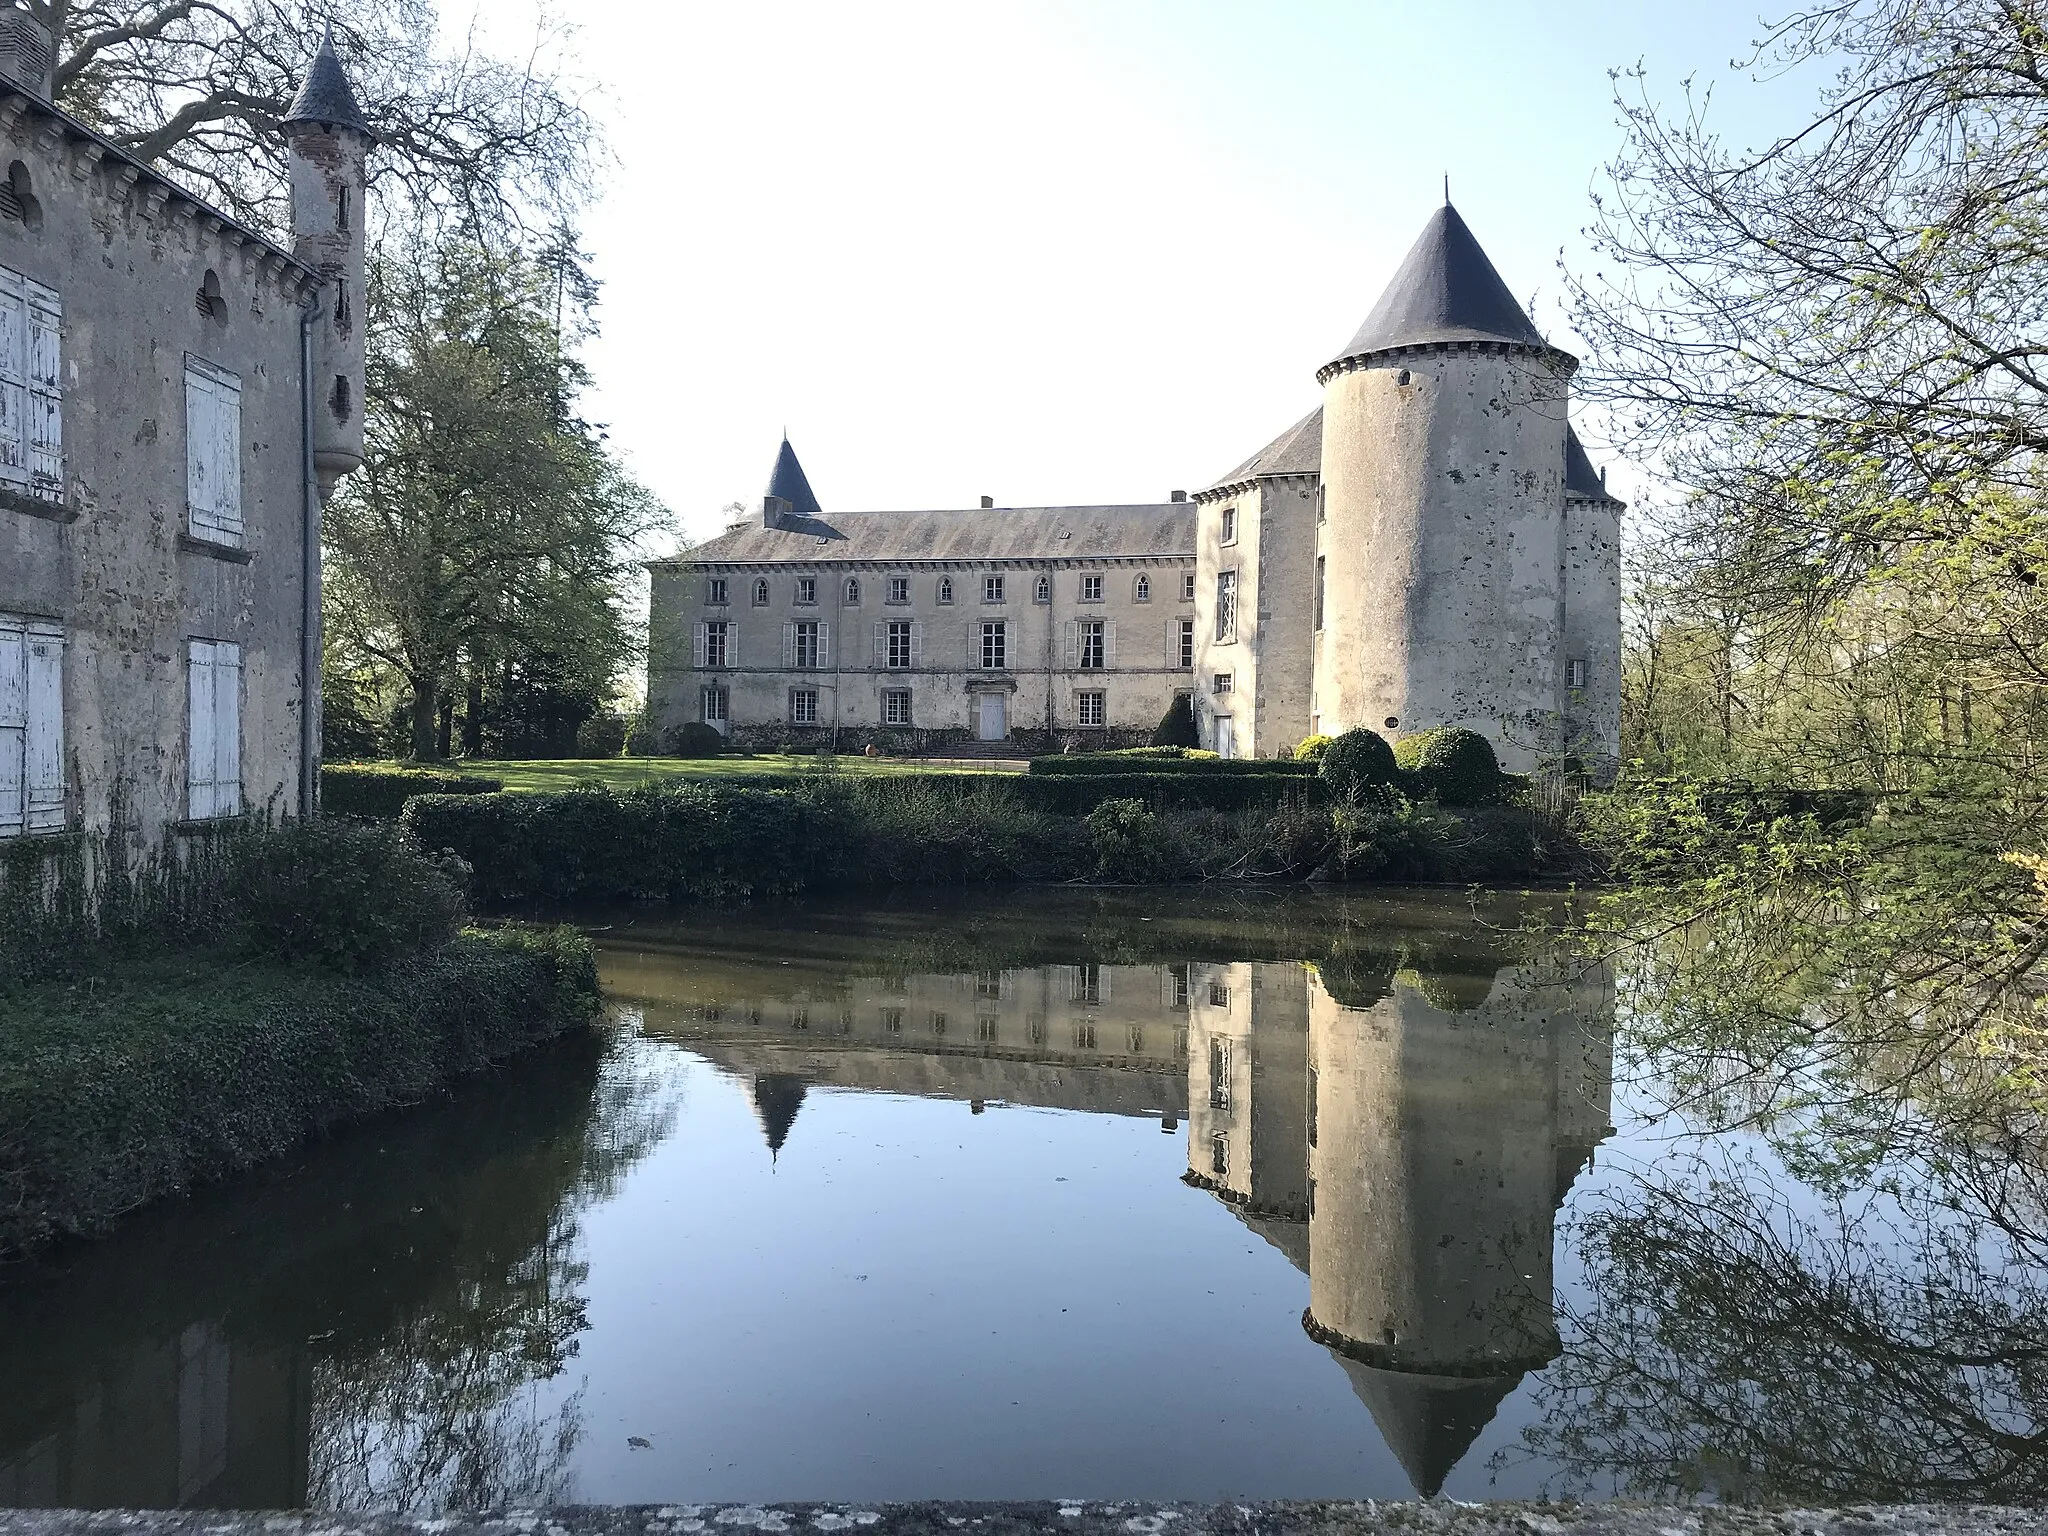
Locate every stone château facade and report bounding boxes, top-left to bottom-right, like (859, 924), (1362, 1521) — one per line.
(651, 202), (1623, 771)
(0, 12), (369, 850)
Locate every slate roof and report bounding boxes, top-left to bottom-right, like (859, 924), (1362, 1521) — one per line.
(1330, 203), (1549, 368)
(283, 28), (373, 139)
(766, 437), (822, 515)
(670, 502), (1197, 565)
(1564, 428), (1619, 501)
(1205, 406), (1322, 493)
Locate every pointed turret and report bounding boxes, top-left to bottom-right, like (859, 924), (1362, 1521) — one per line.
(1331, 1359), (1521, 1498)
(1324, 203), (1549, 375)
(767, 438), (821, 515)
(283, 28), (374, 140)
(752, 1073), (808, 1156)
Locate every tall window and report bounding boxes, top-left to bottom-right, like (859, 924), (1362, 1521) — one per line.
(695, 619), (731, 668)
(1033, 574), (1051, 603)
(980, 621), (1007, 670)
(1177, 618), (1195, 668)
(1076, 619), (1106, 669)
(1221, 506), (1238, 544)
(791, 687), (818, 725)
(882, 688), (913, 726)
(1209, 1037), (1231, 1110)
(1074, 964), (1103, 1004)
(1314, 554), (1325, 631)
(1080, 574), (1103, 602)
(0, 616), (63, 836)
(185, 356), (243, 545)
(0, 267), (61, 502)
(1077, 690), (1105, 727)
(887, 575), (910, 604)
(790, 619), (823, 668)
(886, 620), (914, 669)
(186, 639), (241, 819)
(1134, 574), (1151, 602)
(1208, 980), (1230, 1008)
(1215, 570), (1238, 643)
(708, 576), (728, 605)
(797, 576), (818, 605)
(985, 574), (1006, 603)
(937, 577), (954, 604)
(701, 683), (728, 724)
(1180, 572), (1196, 601)
(846, 577), (861, 603)
(752, 577), (770, 605)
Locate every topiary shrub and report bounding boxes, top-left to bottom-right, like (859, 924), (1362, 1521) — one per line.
(668, 721), (727, 759)
(575, 711), (629, 759)
(1294, 734), (1335, 763)
(1394, 726), (1508, 805)
(1319, 728), (1399, 801)
(1151, 693), (1200, 748)
(229, 820), (469, 972)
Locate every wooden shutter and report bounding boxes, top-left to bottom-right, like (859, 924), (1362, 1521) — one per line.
(23, 625), (62, 830)
(871, 622), (885, 666)
(24, 283), (58, 499)
(1063, 620), (1079, 667)
(1102, 622), (1116, 668)
(782, 622), (795, 668)
(185, 358), (243, 541)
(817, 621), (831, 668)
(723, 626), (736, 667)
(188, 640), (216, 819)
(0, 269), (26, 486)
(212, 642), (241, 815)
(909, 622), (923, 666)
(0, 620), (23, 833)
(692, 621), (707, 669)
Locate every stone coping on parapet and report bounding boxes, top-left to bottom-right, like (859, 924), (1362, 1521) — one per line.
(5, 1504), (2048, 1536)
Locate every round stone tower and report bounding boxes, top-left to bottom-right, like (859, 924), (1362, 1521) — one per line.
(282, 28), (373, 496)
(1316, 204), (1576, 771)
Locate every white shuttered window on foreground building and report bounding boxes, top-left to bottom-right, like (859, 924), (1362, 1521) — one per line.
(185, 356), (244, 545)
(187, 639), (242, 819)
(0, 616), (64, 836)
(0, 266), (62, 501)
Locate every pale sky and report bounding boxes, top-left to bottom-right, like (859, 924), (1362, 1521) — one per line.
(470, 1), (1819, 554)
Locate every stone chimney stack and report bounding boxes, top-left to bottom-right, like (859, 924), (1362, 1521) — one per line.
(0, 5), (55, 99)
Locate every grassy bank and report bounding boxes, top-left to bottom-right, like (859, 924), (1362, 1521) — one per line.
(335, 754), (1008, 797)
(0, 925), (600, 1261)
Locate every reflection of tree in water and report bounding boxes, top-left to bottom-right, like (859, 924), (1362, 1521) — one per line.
(1517, 1142), (2048, 1503)
(306, 1033), (679, 1512)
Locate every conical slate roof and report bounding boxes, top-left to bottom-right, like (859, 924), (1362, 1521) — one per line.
(1329, 204), (1547, 369)
(283, 28), (373, 139)
(766, 437), (822, 516)
(1332, 1356), (1522, 1498)
(1564, 428), (1617, 501)
(752, 1073), (808, 1155)
(1206, 406), (1323, 493)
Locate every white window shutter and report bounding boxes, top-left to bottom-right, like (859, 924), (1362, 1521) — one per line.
(818, 622), (831, 667)
(0, 269), (26, 487)
(1103, 623), (1116, 668)
(212, 643), (241, 815)
(1167, 617), (1180, 662)
(909, 622), (923, 666)
(185, 366), (218, 533)
(872, 622), (885, 666)
(1064, 620), (1079, 667)
(782, 622), (795, 668)
(185, 360), (243, 540)
(0, 621), (24, 833)
(23, 626), (62, 829)
(692, 621), (707, 669)
(213, 372), (243, 538)
(725, 627), (737, 668)
(188, 641), (216, 819)
(25, 283), (60, 500)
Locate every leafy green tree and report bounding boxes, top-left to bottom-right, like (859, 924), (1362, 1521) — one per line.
(324, 236), (664, 761)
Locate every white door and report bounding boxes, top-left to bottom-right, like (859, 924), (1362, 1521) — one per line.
(977, 693), (1007, 741)
(1214, 715), (1235, 759)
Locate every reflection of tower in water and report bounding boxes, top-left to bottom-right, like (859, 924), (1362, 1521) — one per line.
(1305, 955), (1614, 1495)
(1184, 948), (1613, 1497)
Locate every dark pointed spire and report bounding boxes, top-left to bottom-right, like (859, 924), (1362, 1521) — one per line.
(765, 437), (822, 516)
(752, 1074), (808, 1157)
(284, 27), (373, 140)
(1328, 204), (1548, 370)
(1564, 428), (1619, 502)
(1331, 1357), (1522, 1498)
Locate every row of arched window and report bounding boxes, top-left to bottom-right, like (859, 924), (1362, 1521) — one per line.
(710, 571), (1175, 608)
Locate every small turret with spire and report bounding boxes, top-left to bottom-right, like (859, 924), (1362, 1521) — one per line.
(283, 27), (373, 496)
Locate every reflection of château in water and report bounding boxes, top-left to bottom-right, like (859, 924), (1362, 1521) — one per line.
(1187, 953), (1614, 1496)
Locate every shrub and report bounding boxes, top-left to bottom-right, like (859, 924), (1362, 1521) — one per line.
(669, 721), (727, 758)
(575, 711), (629, 758)
(1150, 693), (1201, 748)
(1325, 800), (1542, 883)
(322, 764), (503, 819)
(228, 820), (468, 971)
(1087, 798), (1171, 882)
(1319, 729), (1399, 800)
(623, 713), (659, 757)
(1395, 727), (1509, 806)
(1294, 734), (1335, 763)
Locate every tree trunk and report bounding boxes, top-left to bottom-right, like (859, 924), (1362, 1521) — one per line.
(437, 696), (454, 759)
(410, 678), (440, 761)
(463, 671), (484, 757)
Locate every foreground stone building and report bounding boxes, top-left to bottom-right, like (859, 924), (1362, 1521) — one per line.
(0, 15), (368, 849)
(650, 203), (1623, 770)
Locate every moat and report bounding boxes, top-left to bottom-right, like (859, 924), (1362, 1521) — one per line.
(5, 886), (2042, 1509)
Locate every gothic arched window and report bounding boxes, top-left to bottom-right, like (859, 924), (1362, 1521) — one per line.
(937, 577), (954, 604)
(1034, 574), (1051, 604)
(1134, 574), (1151, 602)
(753, 577), (770, 605)
(846, 577), (862, 603)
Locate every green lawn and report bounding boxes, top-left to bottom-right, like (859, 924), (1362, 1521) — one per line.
(452, 755), (1017, 793)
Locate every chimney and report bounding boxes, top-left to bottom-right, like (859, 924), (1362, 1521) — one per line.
(1170, 490), (1186, 503)
(980, 495), (994, 509)
(0, 5), (54, 99)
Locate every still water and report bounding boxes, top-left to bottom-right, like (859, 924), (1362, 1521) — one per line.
(4, 887), (2044, 1509)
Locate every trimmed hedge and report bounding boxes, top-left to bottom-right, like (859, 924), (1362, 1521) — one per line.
(1394, 727), (1511, 806)
(1031, 754), (1318, 777)
(323, 764), (503, 819)
(0, 925), (601, 1259)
